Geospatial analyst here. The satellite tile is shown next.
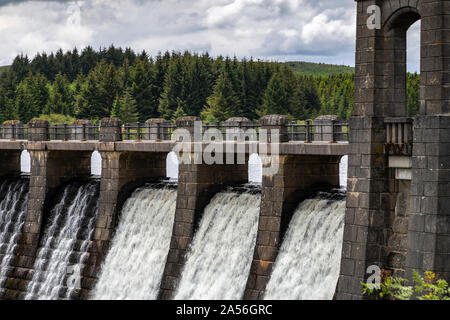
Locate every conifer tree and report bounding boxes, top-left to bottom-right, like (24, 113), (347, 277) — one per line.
(130, 58), (156, 121)
(110, 89), (139, 124)
(158, 56), (185, 120)
(45, 73), (75, 116)
(201, 71), (239, 122)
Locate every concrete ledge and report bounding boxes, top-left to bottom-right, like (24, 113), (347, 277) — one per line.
(0, 140), (349, 156)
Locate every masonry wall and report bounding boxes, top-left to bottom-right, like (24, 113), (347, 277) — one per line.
(405, 115), (450, 281)
(81, 150), (168, 299)
(0, 151), (21, 178)
(2, 149), (92, 300)
(244, 154), (341, 300)
(159, 158), (248, 299)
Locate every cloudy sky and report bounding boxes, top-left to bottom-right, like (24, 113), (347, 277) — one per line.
(0, 0), (421, 71)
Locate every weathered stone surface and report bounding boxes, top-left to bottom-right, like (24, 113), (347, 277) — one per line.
(337, 0), (450, 301)
(244, 154), (341, 300)
(159, 156), (248, 299)
(145, 118), (170, 141)
(99, 118), (123, 142)
(27, 119), (49, 142)
(71, 120), (96, 141)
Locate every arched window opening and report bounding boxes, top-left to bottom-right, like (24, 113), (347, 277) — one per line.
(166, 152), (179, 181)
(91, 151), (102, 176)
(406, 20), (421, 117)
(248, 153), (262, 184)
(20, 150), (31, 173)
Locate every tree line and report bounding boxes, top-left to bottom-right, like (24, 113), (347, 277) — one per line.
(0, 45), (420, 125)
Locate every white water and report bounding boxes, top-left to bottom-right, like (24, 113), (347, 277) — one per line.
(0, 179), (29, 293)
(264, 198), (346, 300)
(92, 186), (177, 300)
(25, 181), (99, 300)
(174, 190), (261, 300)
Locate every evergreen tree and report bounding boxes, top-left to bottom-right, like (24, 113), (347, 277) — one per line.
(11, 54), (31, 83)
(15, 73), (49, 123)
(259, 67), (297, 117)
(201, 71), (239, 122)
(130, 58), (156, 121)
(158, 56), (185, 120)
(76, 71), (105, 120)
(45, 73), (75, 116)
(110, 89), (139, 123)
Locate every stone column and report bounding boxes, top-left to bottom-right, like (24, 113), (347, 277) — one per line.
(84, 146), (168, 298)
(159, 117), (248, 299)
(2, 121), (24, 140)
(99, 118), (122, 142)
(259, 115), (289, 143)
(244, 154), (342, 300)
(158, 160), (249, 300)
(225, 117), (254, 141)
(71, 120), (95, 141)
(405, 115), (450, 281)
(145, 118), (170, 141)
(334, 0), (422, 300)
(419, 1), (450, 115)
(28, 119), (50, 142)
(175, 116), (201, 139)
(314, 115), (343, 142)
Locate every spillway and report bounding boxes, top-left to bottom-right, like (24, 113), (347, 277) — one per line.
(25, 180), (100, 300)
(0, 178), (29, 295)
(174, 188), (261, 300)
(264, 193), (346, 300)
(92, 185), (177, 300)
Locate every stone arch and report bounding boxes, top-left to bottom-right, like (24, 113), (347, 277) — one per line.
(384, 6), (421, 31)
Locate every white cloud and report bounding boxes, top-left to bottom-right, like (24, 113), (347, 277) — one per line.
(0, 0), (424, 71)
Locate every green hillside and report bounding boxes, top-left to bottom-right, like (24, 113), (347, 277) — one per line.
(285, 61), (354, 77)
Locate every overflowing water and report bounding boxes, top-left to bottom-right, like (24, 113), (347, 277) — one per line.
(0, 178), (29, 294)
(25, 180), (99, 300)
(92, 185), (177, 300)
(264, 194), (346, 300)
(174, 188), (261, 300)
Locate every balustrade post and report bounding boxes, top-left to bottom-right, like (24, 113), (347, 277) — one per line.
(28, 119), (50, 142)
(305, 120), (311, 143)
(99, 118), (123, 142)
(145, 118), (169, 141)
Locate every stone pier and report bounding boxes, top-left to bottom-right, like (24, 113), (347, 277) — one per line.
(81, 118), (169, 298)
(3, 120), (92, 299)
(244, 115), (342, 299)
(158, 117), (249, 299)
(336, 0), (450, 300)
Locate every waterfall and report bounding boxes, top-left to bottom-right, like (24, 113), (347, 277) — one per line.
(25, 180), (99, 300)
(0, 178), (29, 294)
(264, 194), (346, 300)
(174, 188), (261, 300)
(92, 185), (177, 300)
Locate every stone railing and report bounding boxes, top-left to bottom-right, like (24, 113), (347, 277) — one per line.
(0, 115), (350, 143)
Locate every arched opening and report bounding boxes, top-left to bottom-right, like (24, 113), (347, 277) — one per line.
(406, 19), (420, 116)
(91, 151), (102, 176)
(339, 155), (348, 189)
(383, 8), (421, 117)
(20, 150), (31, 173)
(248, 153), (262, 184)
(166, 152), (179, 180)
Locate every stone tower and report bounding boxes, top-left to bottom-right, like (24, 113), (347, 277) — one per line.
(337, 0), (450, 299)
